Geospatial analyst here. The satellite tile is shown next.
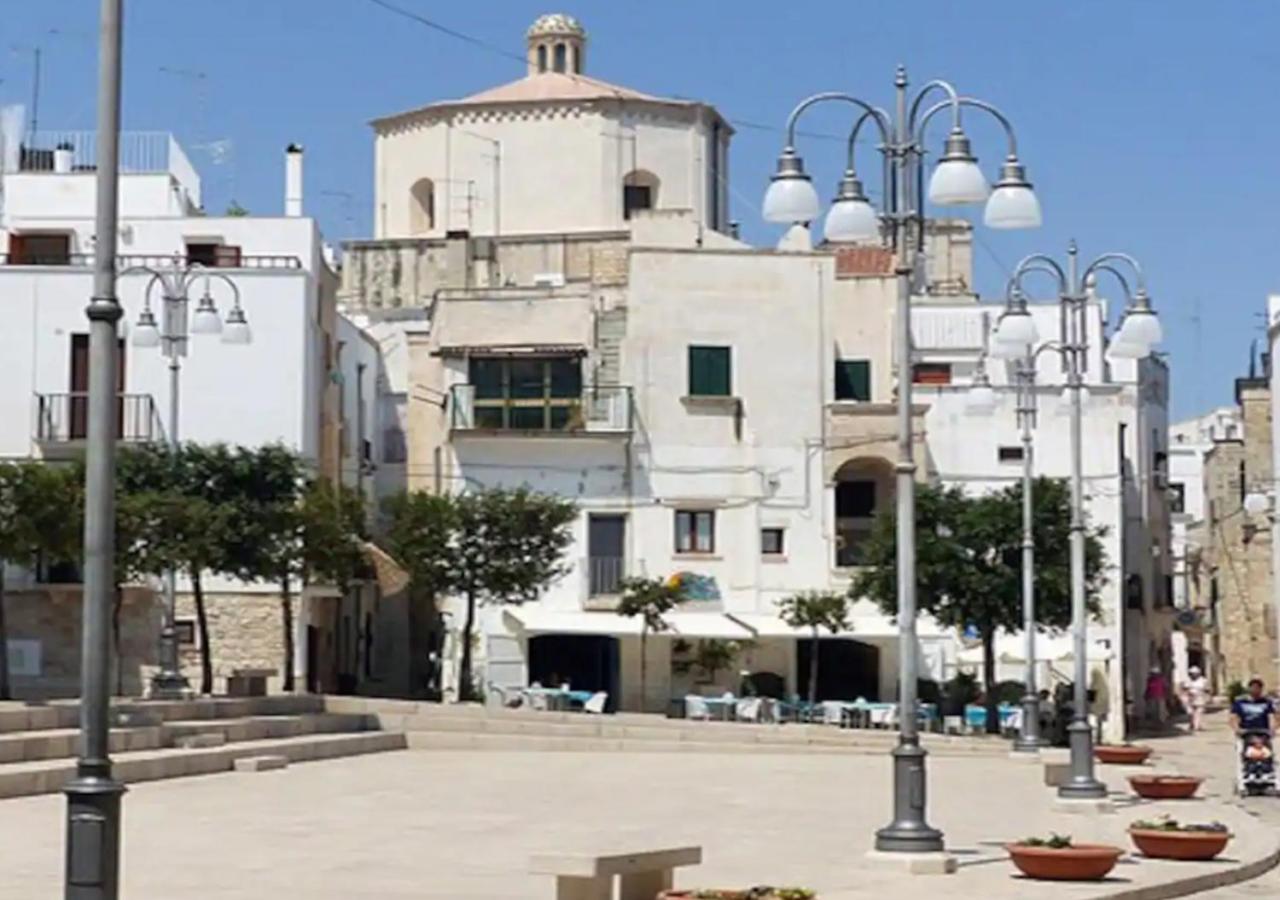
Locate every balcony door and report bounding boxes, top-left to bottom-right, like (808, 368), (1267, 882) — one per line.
(587, 514), (626, 597)
(68, 334), (126, 440)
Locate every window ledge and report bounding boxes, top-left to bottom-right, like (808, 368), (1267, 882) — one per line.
(681, 395), (740, 412)
(762, 555), (789, 564)
(674, 552), (722, 561)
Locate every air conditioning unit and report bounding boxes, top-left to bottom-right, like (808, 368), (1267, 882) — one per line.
(533, 272), (565, 288)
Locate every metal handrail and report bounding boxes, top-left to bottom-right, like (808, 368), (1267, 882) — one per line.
(34, 392), (165, 444)
(450, 384), (633, 433)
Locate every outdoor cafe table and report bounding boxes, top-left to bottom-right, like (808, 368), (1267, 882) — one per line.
(523, 687), (595, 711)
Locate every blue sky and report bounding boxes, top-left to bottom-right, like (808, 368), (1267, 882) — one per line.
(3, 1), (1276, 419)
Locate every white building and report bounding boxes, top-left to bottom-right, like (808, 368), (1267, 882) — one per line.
(0, 118), (378, 696)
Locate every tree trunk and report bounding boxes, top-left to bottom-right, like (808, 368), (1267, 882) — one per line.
(983, 627), (999, 735)
(192, 569), (213, 695)
(280, 576), (294, 693)
(639, 624), (648, 713)
(808, 627), (820, 707)
(0, 565), (10, 701)
(457, 590), (476, 703)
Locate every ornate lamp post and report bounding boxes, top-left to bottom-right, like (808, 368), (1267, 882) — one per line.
(129, 261), (250, 697)
(988, 242), (1163, 798)
(761, 67), (1041, 853)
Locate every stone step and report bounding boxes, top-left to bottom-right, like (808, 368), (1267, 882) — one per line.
(0, 695), (325, 735)
(173, 733), (228, 749)
(233, 754), (288, 772)
(0, 731), (406, 799)
(0, 725), (164, 764)
(162, 713), (373, 744)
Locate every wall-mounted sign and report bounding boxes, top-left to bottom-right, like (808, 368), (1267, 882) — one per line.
(6, 640), (41, 677)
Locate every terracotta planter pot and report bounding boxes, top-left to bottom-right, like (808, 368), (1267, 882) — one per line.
(1007, 844), (1124, 881)
(1129, 829), (1232, 861)
(1095, 744), (1153, 765)
(1128, 775), (1203, 799)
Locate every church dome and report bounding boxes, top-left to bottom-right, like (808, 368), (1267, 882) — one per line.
(527, 13), (585, 39)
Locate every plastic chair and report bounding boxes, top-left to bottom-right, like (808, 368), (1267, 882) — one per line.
(822, 701), (844, 726)
(584, 692), (608, 715)
(736, 697), (762, 722)
(685, 695), (711, 720)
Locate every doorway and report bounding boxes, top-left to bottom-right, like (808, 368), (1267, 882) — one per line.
(797, 638), (881, 701)
(587, 514), (625, 597)
(68, 333), (125, 439)
(528, 634), (620, 711)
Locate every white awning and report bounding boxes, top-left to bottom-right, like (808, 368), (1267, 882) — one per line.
(503, 609), (751, 640)
(728, 613), (949, 640)
(956, 633), (1113, 664)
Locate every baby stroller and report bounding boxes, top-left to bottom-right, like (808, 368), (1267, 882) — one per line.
(1237, 730), (1276, 797)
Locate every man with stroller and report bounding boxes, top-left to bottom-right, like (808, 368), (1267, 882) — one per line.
(1230, 677), (1279, 795)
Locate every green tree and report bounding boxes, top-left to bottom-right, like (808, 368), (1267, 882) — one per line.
(692, 639), (743, 686)
(850, 479), (1107, 733)
(447, 489), (576, 702)
(617, 575), (683, 710)
(779, 590), (852, 705)
(0, 462), (81, 699)
(384, 491), (456, 697)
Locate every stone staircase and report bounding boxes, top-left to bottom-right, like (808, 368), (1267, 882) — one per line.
(328, 697), (1013, 757)
(0, 695), (404, 800)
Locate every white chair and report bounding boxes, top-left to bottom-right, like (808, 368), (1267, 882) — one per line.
(736, 697), (762, 722)
(526, 687), (550, 712)
(685, 695), (710, 720)
(943, 715), (964, 735)
(583, 692), (608, 715)
(822, 701), (844, 726)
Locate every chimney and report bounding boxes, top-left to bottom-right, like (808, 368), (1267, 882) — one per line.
(284, 143), (304, 216)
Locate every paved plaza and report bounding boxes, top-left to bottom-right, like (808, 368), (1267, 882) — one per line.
(0, 715), (1276, 899)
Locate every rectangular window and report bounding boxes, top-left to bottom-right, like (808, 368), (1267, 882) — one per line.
(623, 185), (653, 220)
(185, 242), (242, 268)
(9, 233), (71, 265)
(1169, 482), (1186, 514)
(761, 527), (785, 557)
(834, 360), (871, 401)
(998, 446), (1024, 462)
(688, 346), (732, 397)
(912, 363), (952, 385)
(465, 356), (583, 431)
(675, 509), (715, 554)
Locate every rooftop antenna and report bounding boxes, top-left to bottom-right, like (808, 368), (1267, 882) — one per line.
(8, 44), (42, 139)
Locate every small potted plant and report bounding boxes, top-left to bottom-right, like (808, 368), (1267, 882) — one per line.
(1006, 834), (1124, 881)
(1128, 774), (1203, 799)
(1129, 817), (1233, 861)
(659, 889), (815, 899)
(1094, 742), (1154, 765)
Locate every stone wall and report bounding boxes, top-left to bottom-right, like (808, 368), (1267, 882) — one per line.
(173, 591), (289, 694)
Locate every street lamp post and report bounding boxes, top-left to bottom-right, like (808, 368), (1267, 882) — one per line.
(989, 241), (1163, 799)
(64, 1), (125, 897)
(129, 262), (250, 698)
(967, 349), (1047, 751)
(761, 67), (1041, 853)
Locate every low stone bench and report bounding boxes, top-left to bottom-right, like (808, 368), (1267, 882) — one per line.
(530, 846), (701, 900)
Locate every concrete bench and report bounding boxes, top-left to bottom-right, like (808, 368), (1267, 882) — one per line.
(226, 668), (275, 698)
(530, 846), (701, 900)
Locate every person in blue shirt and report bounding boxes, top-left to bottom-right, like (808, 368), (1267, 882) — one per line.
(1230, 678), (1279, 734)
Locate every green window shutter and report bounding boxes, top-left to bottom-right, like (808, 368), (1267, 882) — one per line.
(835, 360), (871, 401)
(689, 346), (731, 397)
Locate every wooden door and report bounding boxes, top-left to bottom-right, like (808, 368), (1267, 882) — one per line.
(68, 334), (126, 440)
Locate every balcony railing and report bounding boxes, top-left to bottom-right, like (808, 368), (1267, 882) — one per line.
(450, 385), (633, 435)
(17, 131), (201, 208)
(34, 393), (165, 446)
(587, 557), (626, 597)
(0, 253), (303, 270)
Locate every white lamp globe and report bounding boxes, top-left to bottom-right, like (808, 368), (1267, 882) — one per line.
(985, 184), (1042, 229)
(994, 310), (1039, 346)
(824, 173), (880, 242)
(190, 298), (223, 336)
(131, 309), (161, 348)
(1117, 305), (1162, 347)
(988, 337), (1028, 360)
(763, 149), (821, 223)
(928, 129), (988, 206)
(222, 307), (252, 345)
(1107, 337), (1147, 360)
(966, 380), (997, 414)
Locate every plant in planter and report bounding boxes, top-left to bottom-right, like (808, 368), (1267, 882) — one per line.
(1128, 774), (1203, 799)
(1094, 742), (1154, 765)
(1006, 833), (1124, 881)
(1129, 816), (1233, 861)
(659, 889), (815, 899)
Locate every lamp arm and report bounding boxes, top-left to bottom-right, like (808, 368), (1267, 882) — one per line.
(1010, 254), (1069, 297)
(844, 109), (880, 171)
(917, 96), (1019, 157)
(907, 80), (962, 134)
(1082, 253), (1148, 300)
(783, 92), (891, 149)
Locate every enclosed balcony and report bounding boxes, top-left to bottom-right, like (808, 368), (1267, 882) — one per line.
(450, 384), (632, 436)
(34, 393), (165, 456)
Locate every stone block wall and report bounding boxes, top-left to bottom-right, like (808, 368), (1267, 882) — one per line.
(174, 591), (289, 694)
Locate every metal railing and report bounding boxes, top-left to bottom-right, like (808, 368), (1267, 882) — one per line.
(19, 130), (193, 176)
(34, 393), (164, 445)
(450, 384), (633, 434)
(586, 557), (626, 597)
(0, 253), (302, 270)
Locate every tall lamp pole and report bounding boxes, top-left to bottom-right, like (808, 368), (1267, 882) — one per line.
(64, 1), (125, 897)
(128, 262), (251, 698)
(989, 242), (1163, 799)
(761, 67), (1042, 853)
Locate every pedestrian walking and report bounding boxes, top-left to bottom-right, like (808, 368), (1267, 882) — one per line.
(1180, 666), (1209, 732)
(1144, 666), (1168, 724)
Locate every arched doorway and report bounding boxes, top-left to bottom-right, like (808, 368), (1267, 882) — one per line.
(528, 634), (620, 711)
(832, 456), (894, 567)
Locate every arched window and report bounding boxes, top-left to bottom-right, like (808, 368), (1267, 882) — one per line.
(537, 44), (548, 73)
(622, 169), (660, 220)
(572, 45), (583, 74)
(553, 42), (567, 73)
(409, 178), (435, 234)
